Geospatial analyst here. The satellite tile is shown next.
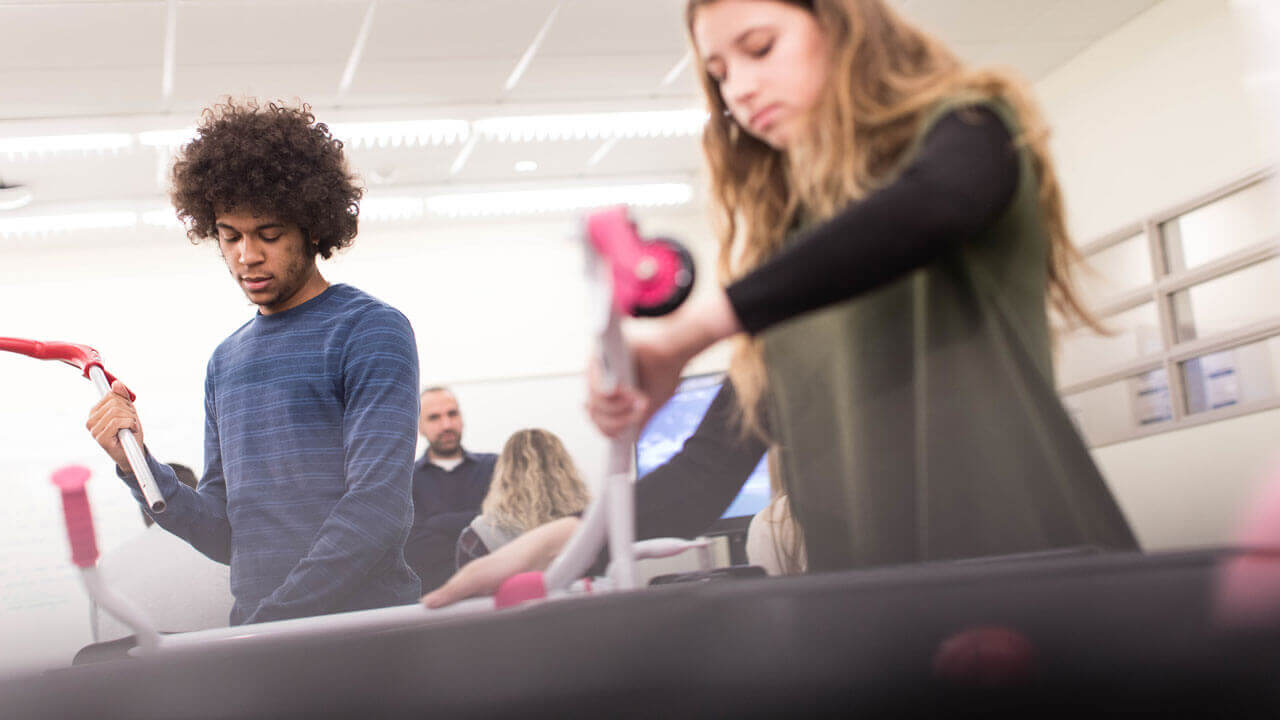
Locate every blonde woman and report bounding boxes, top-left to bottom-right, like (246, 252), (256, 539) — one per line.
(745, 453), (806, 575)
(427, 0), (1137, 607)
(454, 429), (590, 569)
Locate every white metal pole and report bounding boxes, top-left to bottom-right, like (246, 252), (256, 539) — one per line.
(80, 567), (161, 651)
(145, 596), (495, 656)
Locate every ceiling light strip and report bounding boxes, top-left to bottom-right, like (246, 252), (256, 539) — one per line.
(329, 120), (470, 149)
(360, 196), (426, 221)
(0, 211), (138, 236)
(138, 128), (197, 149)
(141, 209), (182, 228)
(475, 110), (707, 143)
(0, 134), (134, 157)
(425, 183), (693, 218)
(2, 110), (703, 158)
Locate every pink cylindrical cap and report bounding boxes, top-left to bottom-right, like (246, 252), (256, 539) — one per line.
(495, 571), (547, 609)
(51, 465), (98, 568)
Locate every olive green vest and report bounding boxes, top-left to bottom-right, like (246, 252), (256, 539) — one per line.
(761, 97), (1138, 572)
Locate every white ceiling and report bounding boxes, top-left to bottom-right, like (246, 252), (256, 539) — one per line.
(0, 0), (1164, 220)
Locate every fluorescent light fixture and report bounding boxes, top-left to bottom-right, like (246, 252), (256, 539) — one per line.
(139, 199), (426, 227)
(137, 121), (470, 153)
(475, 110), (707, 143)
(329, 120), (469, 149)
(4, 110), (701, 162)
(0, 211), (137, 236)
(0, 133), (134, 158)
(138, 128), (197, 148)
(141, 209), (183, 228)
(359, 196), (425, 222)
(425, 182), (693, 218)
(514, 160), (538, 173)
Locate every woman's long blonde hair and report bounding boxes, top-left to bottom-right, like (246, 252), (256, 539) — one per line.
(686, 0), (1100, 436)
(481, 428), (591, 535)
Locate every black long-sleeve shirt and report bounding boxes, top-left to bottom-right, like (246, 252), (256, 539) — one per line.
(636, 107), (1020, 541)
(726, 107), (1019, 334)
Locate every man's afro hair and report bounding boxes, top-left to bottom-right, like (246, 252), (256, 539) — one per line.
(169, 99), (363, 259)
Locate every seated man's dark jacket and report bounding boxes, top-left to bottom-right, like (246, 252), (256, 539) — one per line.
(405, 449), (497, 591)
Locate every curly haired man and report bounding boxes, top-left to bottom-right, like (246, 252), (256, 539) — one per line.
(85, 100), (422, 625)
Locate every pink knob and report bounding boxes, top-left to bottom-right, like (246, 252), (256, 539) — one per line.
(932, 625), (1037, 687)
(494, 571), (547, 609)
(51, 465), (98, 568)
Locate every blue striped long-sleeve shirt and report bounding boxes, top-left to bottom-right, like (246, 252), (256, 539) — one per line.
(121, 284), (421, 625)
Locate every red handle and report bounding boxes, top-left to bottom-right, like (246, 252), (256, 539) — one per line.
(0, 336), (133, 400)
(51, 465), (99, 568)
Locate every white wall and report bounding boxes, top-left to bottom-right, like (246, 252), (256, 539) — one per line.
(1036, 0), (1280, 549)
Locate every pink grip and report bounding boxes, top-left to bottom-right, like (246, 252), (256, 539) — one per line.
(1215, 460), (1280, 626)
(585, 208), (686, 316)
(494, 571), (547, 609)
(51, 465), (98, 568)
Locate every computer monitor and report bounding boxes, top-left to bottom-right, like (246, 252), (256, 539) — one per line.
(635, 372), (771, 562)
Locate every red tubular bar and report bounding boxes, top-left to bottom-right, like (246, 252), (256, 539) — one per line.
(0, 336), (133, 399)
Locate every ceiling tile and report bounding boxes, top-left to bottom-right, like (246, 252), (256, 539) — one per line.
(175, 0), (369, 65)
(539, 0), (688, 58)
(0, 67), (163, 119)
(345, 143), (460, 187)
(588, 135), (703, 177)
(975, 39), (1096, 81)
(1023, 0), (1161, 41)
(345, 59), (513, 105)
(897, 0), (1055, 44)
(506, 55), (700, 103)
(362, 0), (558, 62)
(170, 63), (346, 110)
(1, 152), (161, 206)
(0, 3), (165, 70)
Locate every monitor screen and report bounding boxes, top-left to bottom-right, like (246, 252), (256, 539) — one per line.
(635, 372), (771, 520)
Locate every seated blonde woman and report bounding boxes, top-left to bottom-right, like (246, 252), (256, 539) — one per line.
(744, 452), (807, 576)
(746, 495), (807, 576)
(455, 428), (590, 569)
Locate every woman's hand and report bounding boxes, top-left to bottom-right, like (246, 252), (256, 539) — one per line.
(587, 285), (743, 438)
(422, 517), (581, 608)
